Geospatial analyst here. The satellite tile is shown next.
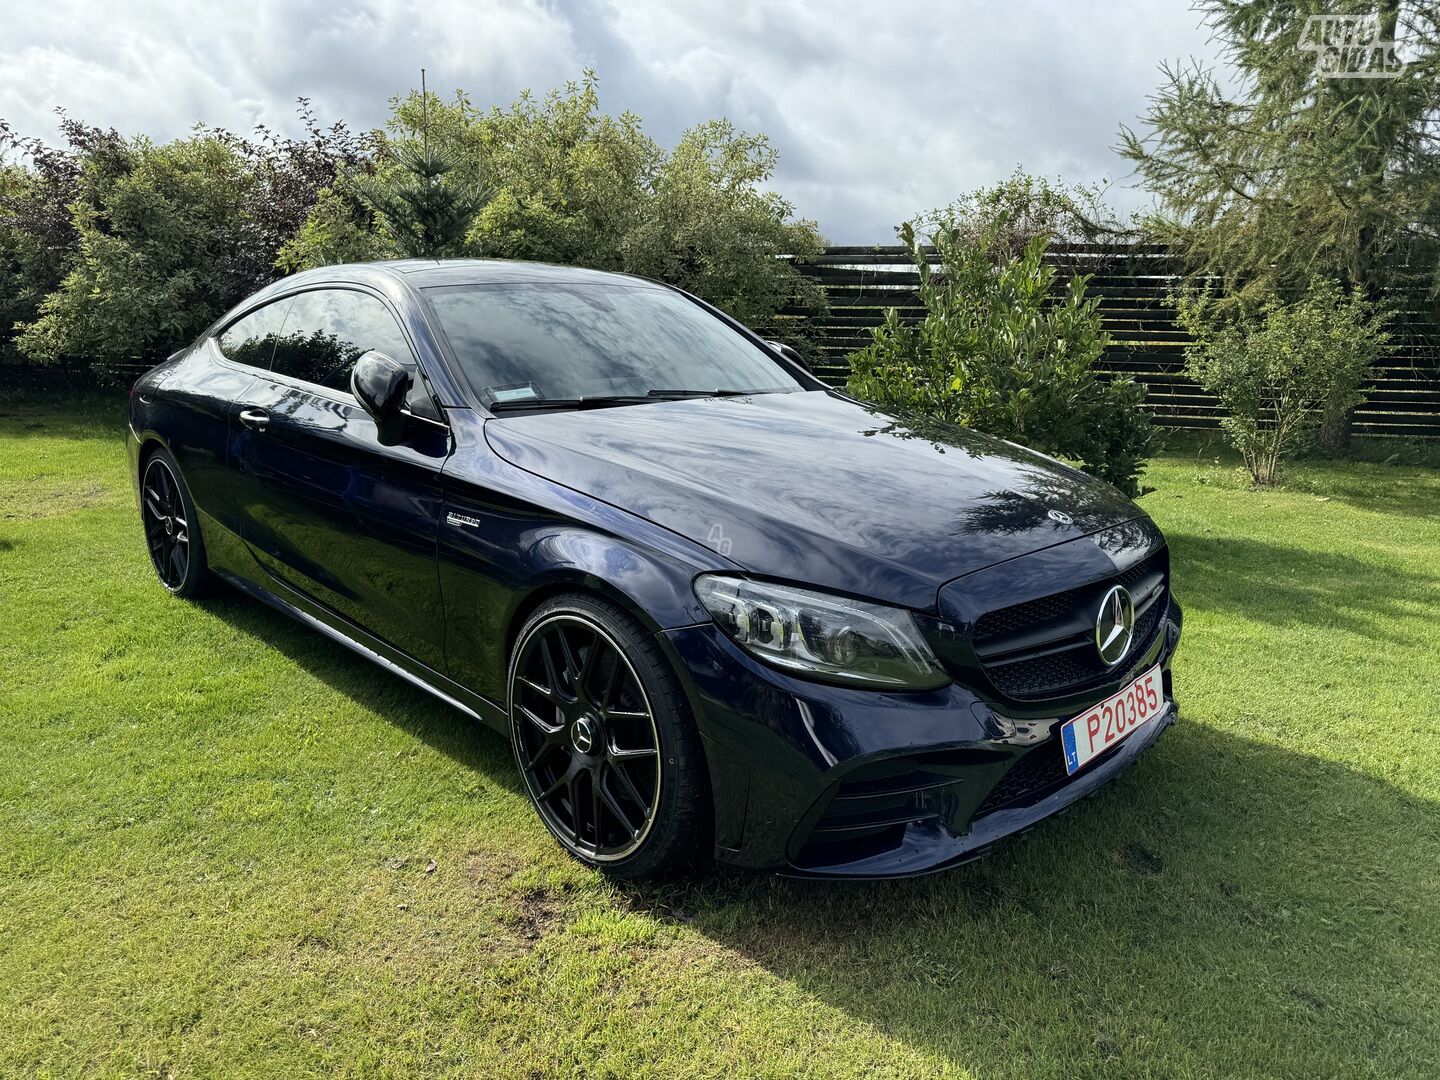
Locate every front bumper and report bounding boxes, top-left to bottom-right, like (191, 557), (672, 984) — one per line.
(662, 600), (1182, 879)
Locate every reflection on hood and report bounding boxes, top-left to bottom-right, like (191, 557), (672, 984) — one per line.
(485, 390), (1146, 610)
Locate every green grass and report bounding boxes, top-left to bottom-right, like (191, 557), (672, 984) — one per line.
(2, 397), (1438, 1079)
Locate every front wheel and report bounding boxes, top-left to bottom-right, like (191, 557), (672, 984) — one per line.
(507, 594), (711, 879)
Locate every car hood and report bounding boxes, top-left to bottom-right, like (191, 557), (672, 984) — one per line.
(484, 390), (1146, 610)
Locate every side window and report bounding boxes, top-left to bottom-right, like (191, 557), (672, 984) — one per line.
(270, 290), (436, 416)
(217, 299), (292, 369)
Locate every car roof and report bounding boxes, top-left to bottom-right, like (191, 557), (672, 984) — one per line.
(277, 258), (663, 293)
(210, 258), (672, 351)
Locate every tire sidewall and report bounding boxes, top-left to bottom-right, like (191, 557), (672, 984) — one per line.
(506, 594), (708, 878)
(141, 446), (207, 597)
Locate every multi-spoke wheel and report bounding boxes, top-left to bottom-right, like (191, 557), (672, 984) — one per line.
(139, 448), (209, 597)
(508, 596), (710, 878)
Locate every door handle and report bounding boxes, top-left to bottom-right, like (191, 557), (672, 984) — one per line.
(239, 408), (270, 431)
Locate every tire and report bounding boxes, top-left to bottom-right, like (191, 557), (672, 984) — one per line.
(507, 593), (711, 879)
(139, 446), (212, 598)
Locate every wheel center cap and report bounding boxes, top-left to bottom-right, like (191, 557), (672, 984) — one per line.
(164, 517), (175, 536)
(571, 714), (598, 755)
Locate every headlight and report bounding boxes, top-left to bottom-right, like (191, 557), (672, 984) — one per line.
(693, 575), (950, 690)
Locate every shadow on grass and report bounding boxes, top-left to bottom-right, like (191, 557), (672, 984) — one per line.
(0, 398), (128, 444)
(195, 588), (522, 792)
(188, 563), (1435, 1073)
(1152, 434), (1440, 522)
(1286, 467), (1440, 522)
(1166, 531), (1440, 643)
(621, 724), (1435, 1075)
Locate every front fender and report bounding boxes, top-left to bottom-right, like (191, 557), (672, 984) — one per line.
(436, 438), (730, 704)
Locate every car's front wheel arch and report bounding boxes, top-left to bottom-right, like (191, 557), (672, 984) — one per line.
(502, 574), (665, 674)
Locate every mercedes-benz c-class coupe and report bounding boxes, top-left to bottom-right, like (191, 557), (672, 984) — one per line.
(126, 259), (1182, 879)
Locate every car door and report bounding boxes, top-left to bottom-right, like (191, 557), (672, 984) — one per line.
(231, 286), (452, 672)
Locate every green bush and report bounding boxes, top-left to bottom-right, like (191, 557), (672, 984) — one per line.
(16, 135), (256, 367)
(283, 73), (826, 344)
(1177, 278), (1391, 486)
(4, 106), (363, 372)
(0, 118), (128, 364)
(349, 142), (488, 259)
(847, 220), (1154, 495)
(908, 168), (1118, 262)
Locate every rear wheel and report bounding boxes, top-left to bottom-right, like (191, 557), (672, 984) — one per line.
(140, 447), (211, 597)
(508, 594), (710, 879)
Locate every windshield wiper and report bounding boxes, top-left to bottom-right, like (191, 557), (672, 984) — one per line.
(645, 388), (757, 399)
(487, 395), (654, 412)
(488, 388), (761, 412)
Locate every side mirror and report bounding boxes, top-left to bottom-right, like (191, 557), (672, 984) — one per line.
(351, 351), (412, 443)
(766, 339), (812, 373)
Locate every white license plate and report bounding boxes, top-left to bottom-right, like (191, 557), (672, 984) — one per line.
(1060, 665), (1164, 775)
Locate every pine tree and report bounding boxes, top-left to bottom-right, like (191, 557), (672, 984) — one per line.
(350, 140), (487, 259)
(1118, 1), (1440, 446)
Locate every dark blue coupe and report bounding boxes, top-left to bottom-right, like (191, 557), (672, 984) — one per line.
(127, 259), (1181, 879)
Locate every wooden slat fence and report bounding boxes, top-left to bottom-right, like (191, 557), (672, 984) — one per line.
(781, 243), (1440, 440)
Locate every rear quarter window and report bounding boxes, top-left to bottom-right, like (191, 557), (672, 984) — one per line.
(217, 299), (292, 369)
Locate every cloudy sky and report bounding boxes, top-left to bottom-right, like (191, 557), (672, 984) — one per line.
(1, 0), (1225, 242)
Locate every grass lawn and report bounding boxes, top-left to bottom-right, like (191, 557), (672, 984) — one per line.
(1, 396), (1437, 1079)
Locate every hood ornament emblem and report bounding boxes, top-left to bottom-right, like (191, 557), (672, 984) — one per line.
(1048, 509), (1073, 525)
(1095, 585), (1136, 667)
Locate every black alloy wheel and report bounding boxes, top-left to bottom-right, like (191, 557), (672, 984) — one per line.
(140, 448), (209, 597)
(508, 596), (710, 877)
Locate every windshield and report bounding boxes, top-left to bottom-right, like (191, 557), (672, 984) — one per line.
(424, 282), (803, 408)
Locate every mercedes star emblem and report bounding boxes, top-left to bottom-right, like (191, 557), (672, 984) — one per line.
(1095, 585), (1136, 667)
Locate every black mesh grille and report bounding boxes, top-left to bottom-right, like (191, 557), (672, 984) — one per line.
(972, 742), (1070, 817)
(792, 751), (1002, 870)
(986, 597), (1165, 698)
(1116, 555), (1161, 590)
(987, 649), (1102, 698)
(973, 591), (1077, 642)
(974, 548), (1169, 701)
(972, 734), (1126, 818)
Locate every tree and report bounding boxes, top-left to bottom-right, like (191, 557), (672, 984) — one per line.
(17, 134), (255, 367)
(1118, 0), (1440, 447)
(4, 104), (364, 371)
(284, 73), (825, 344)
(216, 101), (370, 292)
(1177, 277), (1391, 485)
(348, 141), (488, 258)
(0, 117), (128, 363)
(908, 168), (1122, 263)
(622, 118), (825, 329)
(847, 220), (1154, 496)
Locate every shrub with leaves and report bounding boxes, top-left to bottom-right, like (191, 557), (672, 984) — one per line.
(908, 168), (1121, 263)
(3, 104), (364, 372)
(847, 220), (1154, 495)
(0, 117), (128, 363)
(350, 141), (489, 258)
(17, 134), (256, 367)
(1177, 278), (1391, 486)
(284, 73), (825, 345)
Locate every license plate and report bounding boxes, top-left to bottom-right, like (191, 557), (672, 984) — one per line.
(1060, 665), (1163, 775)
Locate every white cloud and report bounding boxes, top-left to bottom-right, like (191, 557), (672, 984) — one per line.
(0, 0), (1221, 240)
